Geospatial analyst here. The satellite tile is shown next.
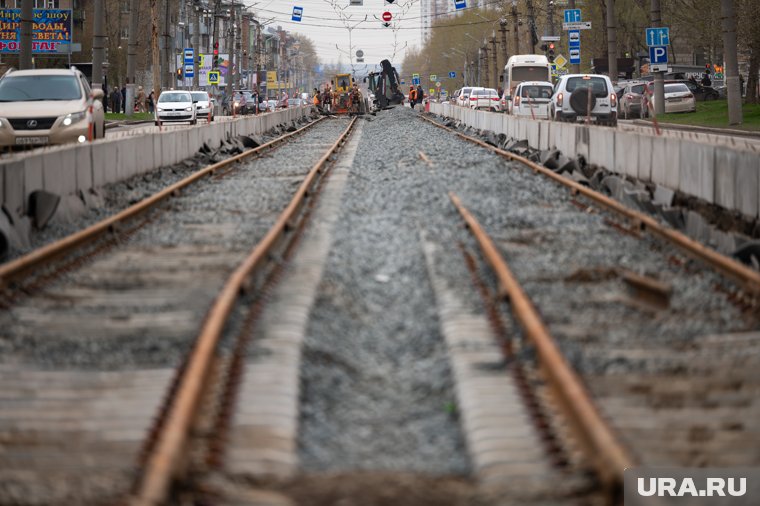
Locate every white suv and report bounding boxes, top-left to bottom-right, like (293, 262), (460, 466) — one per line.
(550, 74), (618, 126)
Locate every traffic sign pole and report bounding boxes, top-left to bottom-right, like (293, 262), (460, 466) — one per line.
(648, 1), (666, 116)
(568, 0), (580, 72)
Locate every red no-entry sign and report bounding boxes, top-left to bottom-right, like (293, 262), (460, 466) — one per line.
(382, 11), (392, 22)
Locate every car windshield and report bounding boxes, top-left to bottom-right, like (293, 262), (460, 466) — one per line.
(511, 66), (549, 82)
(665, 84), (690, 94)
(520, 85), (553, 99)
(159, 93), (191, 103)
(630, 84), (645, 94)
(565, 77), (609, 98)
(191, 92), (208, 101)
(0, 74), (82, 101)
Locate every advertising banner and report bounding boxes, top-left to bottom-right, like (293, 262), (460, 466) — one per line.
(0, 8), (73, 53)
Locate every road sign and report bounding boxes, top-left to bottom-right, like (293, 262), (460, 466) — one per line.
(563, 21), (591, 30)
(56, 42), (82, 53)
(650, 63), (668, 72)
(401, 80), (405, 85)
(382, 11), (392, 22)
(292, 6), (303, 22)
(646, 27), (669, 46)
(356, 50), (364, 57)
(550, 63), (558, 76)
(449, 71), (456, 78)
(357, 58), (364, 62)
(563, 9), (581, 23)
(184, 63), (194, 78)
(649, 45), (668, 64)
(436, 81), (441, 88)
(385, 0), (396, 3)
(429, 88), (435, 95)
(541, 35), (561, 41)
(207, 70), (220, 84)
(430, 74), (437, 82)
(412, 76), (420, 86)
(568, 30), (580, 48)
(349, 0), (363, 5)
(183, 48), (194, 64)
(554, 54), (567, 68)
(454, 0), (466, 10)
(569, 48), (580, 64)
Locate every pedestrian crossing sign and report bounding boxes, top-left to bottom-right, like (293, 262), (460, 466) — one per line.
(208, 70), (220, 84)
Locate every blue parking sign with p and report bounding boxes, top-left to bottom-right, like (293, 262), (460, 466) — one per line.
(649, 45), (667, 64)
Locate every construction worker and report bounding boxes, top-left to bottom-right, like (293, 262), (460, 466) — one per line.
(409, 85), (418, 109)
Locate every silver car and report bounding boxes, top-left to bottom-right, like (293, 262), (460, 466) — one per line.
(0, 67), (105, 147)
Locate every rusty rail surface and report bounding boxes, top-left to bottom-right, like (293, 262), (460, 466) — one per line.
(419, 115), (760, 295)
(0, 116), (326, 289)
(449, 192), (635, 497)
(131, 117), (357, 506)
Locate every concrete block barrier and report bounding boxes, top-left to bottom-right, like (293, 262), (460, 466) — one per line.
(434, 105), (760, 219)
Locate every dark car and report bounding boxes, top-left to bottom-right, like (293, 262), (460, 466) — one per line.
(221, 91), (256, 115)
(678, 80), (720, 101)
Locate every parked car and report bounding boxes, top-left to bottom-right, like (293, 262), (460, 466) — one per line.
(190, 91), (214, 122)
(266, 99), (278, 112)
(468, 87), (501, 112)
(550, 74), (618, 126)
(221, 91), (254, 115)
(456, 86), (475, 107)
(644, 82), (696, 116)
(155, 90), (196, 125)
(618, 81), (647, 119)
(287, 98), (303, 107)
(509, 81), (553, 119)
(0, 67), (105, 148)
(680, 80), (720, 101)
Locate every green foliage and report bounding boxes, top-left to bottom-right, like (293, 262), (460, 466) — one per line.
(652, 99), (760, 130)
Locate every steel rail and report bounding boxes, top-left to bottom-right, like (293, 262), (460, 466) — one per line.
(449, 191), (635, 497)
(0, 116), (326, 289)
(419, 115), (760, 295)
(131, 117), (357, 506)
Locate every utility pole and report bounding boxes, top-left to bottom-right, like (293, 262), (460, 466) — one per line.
(226, 0), (235, 100)
(526, 0), (537, 52)
(126, 0), (140, 115)
(490, 34), (498, 89)
(607, 0), (617, 81)
(569, 0), (580, 73)
(721, 0), (742, 124)
(151, 0), (161, 103)
(162, 0), (171, 90)
(193, 2), (200, 88)
(477, 47), (482, 87)
(92, 0), (105, 91)
(482, 43), (489, 89)
(19, 0), (32, 69)
(650, 0), (664, 115)
(511, 2), (520, 56)
(547, 0), (555, 37)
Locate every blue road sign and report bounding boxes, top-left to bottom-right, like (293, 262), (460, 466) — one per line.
(292, 6), (303, 22)
(563, 9), (581, 23)
(454, 0), (466, 10)
(569, 48), (581, 64)
(568, 29), (580, 48)
(183, 48), (193, 64)
(645, 27), (669, 46)
(412, 76), (421, 86)
(184, 63), (194, 78)
(649, 45), (668, 64)
(449, 71), (456, 78)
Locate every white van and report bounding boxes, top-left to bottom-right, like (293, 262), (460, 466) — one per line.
(501, 55), (552, 112)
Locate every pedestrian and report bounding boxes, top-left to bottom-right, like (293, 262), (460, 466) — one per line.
(416, 85), (425, 108)
(251, 90), (259, 114)
(322, 84), (332, 113)
(701, 73), (712, 87)
(148, 91), (155, 114)
(120, 85), (126, 113)
(409, 85), (417, 109)
(110, 85), (121, 115)
(136, 86), (146, 113)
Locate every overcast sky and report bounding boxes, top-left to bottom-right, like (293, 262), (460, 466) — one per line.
(247, 0), (424, 69)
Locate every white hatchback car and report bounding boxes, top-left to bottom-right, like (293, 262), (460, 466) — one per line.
(0, 67), (105, 147)
(509, 81), (554, 119)
(155, 90), (197, 125)
(550, 74), (618, 126)
(190, 91), (214, 122)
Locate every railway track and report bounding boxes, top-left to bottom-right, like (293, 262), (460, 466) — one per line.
(418, 113), (760, 499)
(0, 116), (356, 505)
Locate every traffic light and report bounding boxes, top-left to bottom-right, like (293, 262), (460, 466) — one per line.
(548, 42), (555, 63)
(213, 41), (219, 68)
(540, 43), (548, 52)
(176, 68), (183, 80)
(705, 63), (711, 74)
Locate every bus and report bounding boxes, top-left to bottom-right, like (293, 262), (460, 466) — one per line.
(502, 55), (552, 109)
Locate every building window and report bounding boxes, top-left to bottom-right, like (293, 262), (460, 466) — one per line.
(120, 26), (129, 39)
(14, 0), (59, 7)
(121, 0), (129, 12)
